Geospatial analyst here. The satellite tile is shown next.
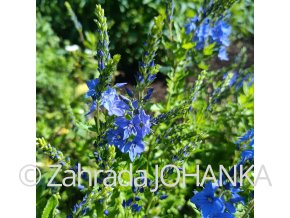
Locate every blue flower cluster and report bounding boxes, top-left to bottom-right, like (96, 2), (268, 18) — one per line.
(84, 21), (160, 162)
(190, 182), (244, 218)
(85, 77), (151, 161)
(70, 194), (90, 216)
(122, 197), (142, 213)
(85, 80), (129, 116)
(236, 129), (254, 165)
(222, 72), (254, 91)
(185, 16), (231, 60)
(191, 129), (254, 217)
(107, 107), (151, 161)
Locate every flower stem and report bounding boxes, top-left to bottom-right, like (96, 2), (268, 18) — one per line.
(95, 102), (100, 134)
(242, 200), (254, 218)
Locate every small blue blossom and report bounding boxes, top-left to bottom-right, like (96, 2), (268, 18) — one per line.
(122, 136), (145, 161)
(107, 127), (126, 149)
(104, 209), (109, 216)
(85, 78), (99, 99)
(97, 50), (104, 57)
(218, 46), (229, 61)
(193, 18), (211, 51)
(77, 185), (85, 190)
(185, 13), (231, 61)
(125, 87), (134, 97)
(81, 207), (89, 215)
(160, 194), (168, 200)
(249, 139), (254, 147)
(132, 109), (151, 137)
(229, 72), (238, 87)
(114, 83), (127, 88)
(98, 60), (105, 71)
(147, 74), (157, 83)
(239, 150), (254, 165)
(115, 117), (137, 139)
(210, 20), (231, 47)
(85, 101), (97, 116)
(101, 87), (129, 116)
(85, 78), (100, 115)
(185, 16), (198, 35)
(122, 198), (133, 208)
(235, 129), (254, 145)
(136, 72), (144, 83)
(131, 203), (142, 212)
(190, 182), (225, 217)
(143, 88), (154, 100)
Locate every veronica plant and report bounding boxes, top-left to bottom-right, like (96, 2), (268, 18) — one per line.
(37, 1), (254, 217)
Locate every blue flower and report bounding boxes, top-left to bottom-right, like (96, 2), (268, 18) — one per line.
(190, 182), (225, 217)
(85, 78), (99, 115)
(249, 139), (254, 147)
(107, 127), (126, 149)
(101, 87), (129, 116)
(114, 83), (127, 88)
(186, 14), (231, 61)
(123, 198), (133, 208)
(143, 88), (154, 100)
(210, 20), (231, 47)
(218, 46), (229, 61)
(239, 150), (254, 164)
(85, 78), (99, 99)
(115, 117), (137, 139)
(132, 110), (151, 137)
(160, 194), (168, 200)
(125, 87), (134, 97)
(147, 74), (157, 83)
(228, 187), (245, 205)
(104, 209), (109, 216)
(97, 50), (104, 58)
(131, 203), (142, 212)
(185, 16), (198, 35)
(98, 60), (105, 71)
(77, 185), (85, 190)
(229, 72), (238, 87)
(81, 207), (89, 215)
(235, 129), (254, 145)
(193, 19), (211, 50)
(85, 101), (97, 116)
(122, 137), (145, 161)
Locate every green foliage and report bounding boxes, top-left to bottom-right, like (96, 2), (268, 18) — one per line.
(41, 195), (59, 218)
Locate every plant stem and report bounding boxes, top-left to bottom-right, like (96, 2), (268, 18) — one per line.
(95, 102), (100, 134)
(145, 195), (154, 215)
(242, 200), (254, 218)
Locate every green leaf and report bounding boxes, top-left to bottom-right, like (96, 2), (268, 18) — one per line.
(159, 66), (172, 75)
(75, 120), (94, 132)
(198, 62), (208, 70)
(182, 42), (195, 50)
(41, 195), (58, 218)
(203, 42), (216, 56)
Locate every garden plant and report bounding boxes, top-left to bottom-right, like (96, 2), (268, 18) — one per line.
(36, 0), (254, 217)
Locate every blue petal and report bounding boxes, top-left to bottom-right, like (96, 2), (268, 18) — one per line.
(115, 83), (127, 88)
(85, 101), (97, 116)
